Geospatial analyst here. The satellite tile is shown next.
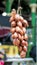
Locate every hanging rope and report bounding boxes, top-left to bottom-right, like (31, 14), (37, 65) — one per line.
(17, 0), (22, 15)
(18, 0), (20, 7)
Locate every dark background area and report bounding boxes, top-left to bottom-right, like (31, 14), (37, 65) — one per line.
(0, 15), (10, 27)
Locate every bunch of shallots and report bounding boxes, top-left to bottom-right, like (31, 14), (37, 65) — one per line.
(9, 9), (28, 58)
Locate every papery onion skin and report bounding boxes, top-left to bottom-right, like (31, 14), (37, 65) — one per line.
(20, 51), (26, 58)
(17, 21), (22, 28)
(21, 40), (28, 47)
(23, 46), (27, 52)
(13, 39), (20, 46)
(10, 28), (16, 34)
(11, 21), (16, 27)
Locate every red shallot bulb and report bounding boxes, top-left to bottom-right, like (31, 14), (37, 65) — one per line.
(20, 51), (26, 58)
(16, 26), (23, 35)
(10, 28), (16, 34)
(11, 32), (18, 39)
(23, 46), (27, 52)
(18, 34), (22, 41)
(21, 40), (28, 47)
(9, 16), (15, 22)
(16, 26), (21, 32)
(24, 34), (28, 41)
(17, 21), (22, 28)
(22, 27), (26, 34)
(20, 29), (24, 36)
(19, 16), (24, 22)
(11, 9), (16, 16)
(11, 21), (16, 27)
(15, 14), (20, 21)
(13, 32), (18, 38)
(13, 39), (20, 46)
(23, 20), (28, 27)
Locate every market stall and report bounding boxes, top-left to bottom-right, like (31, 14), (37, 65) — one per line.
(0, 0), (36, 65)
